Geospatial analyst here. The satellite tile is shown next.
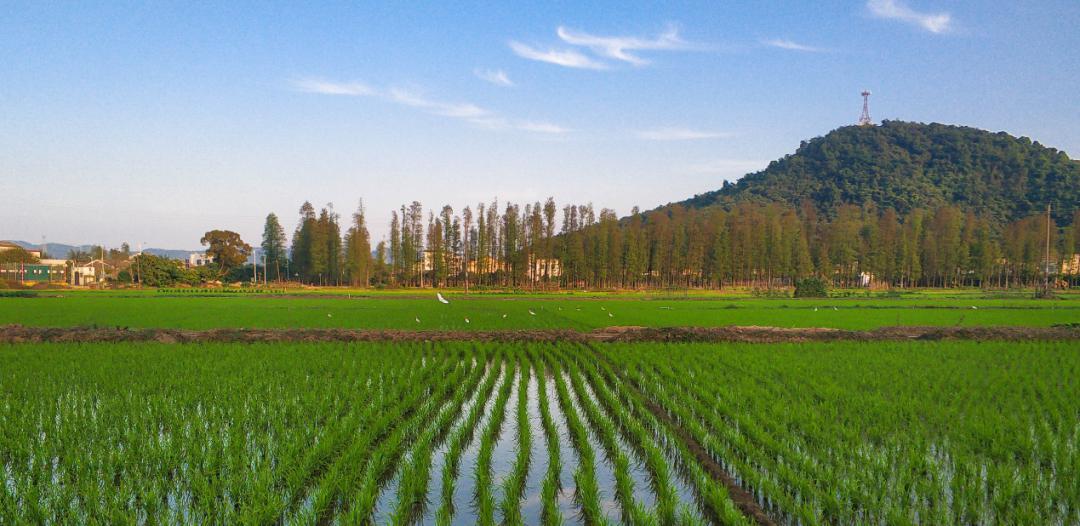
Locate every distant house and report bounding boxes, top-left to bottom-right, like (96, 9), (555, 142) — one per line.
(188, 253), (214, 267)
(1063, 254), (1080, 275)
(529, 258), (562, 280)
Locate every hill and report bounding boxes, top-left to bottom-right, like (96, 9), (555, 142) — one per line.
(6, 241), (198, 261)
(678, 121), (1080, 225)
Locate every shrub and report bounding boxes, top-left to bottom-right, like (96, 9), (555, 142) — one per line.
(794, 277), (829, 298)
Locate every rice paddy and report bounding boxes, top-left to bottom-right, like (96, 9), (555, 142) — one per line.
(2, 340), (1078, 524)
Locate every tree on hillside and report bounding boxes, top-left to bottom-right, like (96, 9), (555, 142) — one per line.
(261, 213), (287, 281)
(200, 230), (251, 278)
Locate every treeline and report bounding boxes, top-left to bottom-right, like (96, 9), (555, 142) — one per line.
(277, 198), (1080, 289)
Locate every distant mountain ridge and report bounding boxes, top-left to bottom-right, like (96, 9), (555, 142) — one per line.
(6, 241), (198, 260)
(677, 120), (1080, 225)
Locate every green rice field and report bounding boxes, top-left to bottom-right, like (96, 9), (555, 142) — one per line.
(2, 341), (1078, 524)
(1, 289), (1078, 330)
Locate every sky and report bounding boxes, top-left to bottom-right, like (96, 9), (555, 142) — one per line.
(2, 1), (1078, 250)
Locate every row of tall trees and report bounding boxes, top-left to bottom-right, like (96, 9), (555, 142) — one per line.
(272, 202), (373, 286)
(270, 198), (1080, 289)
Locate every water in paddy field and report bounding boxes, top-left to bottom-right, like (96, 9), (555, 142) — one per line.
(371, 460), (406, 525)
(519, 367), (547, 525)
(490, 368), (523, 524)
(544, 369), (585, 525)
(576, 377), (659, 513)
(448, 363), (508, 526)
(560, 370), (621, 523)
(417, 364), (495, 525)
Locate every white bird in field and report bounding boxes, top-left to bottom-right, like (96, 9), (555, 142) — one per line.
(600, 306), (606, 311)
(608, 312), (614, 318)
(814, 307), (818, 312)
(327, 313), (333, 318)
(437, 292), (450, 304)
(833, 307), (839, 311)
(415, 317), (421, 323)
(528, 310), (536, 316)
(502, 314), (508, 319)
(970, 306), (978, 310)
(465, 317), (470, 324)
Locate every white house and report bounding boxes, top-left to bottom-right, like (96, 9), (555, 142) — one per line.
(188, 253), (214, 267)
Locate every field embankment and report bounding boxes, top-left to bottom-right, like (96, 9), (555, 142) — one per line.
(3, 324), (1079, 344)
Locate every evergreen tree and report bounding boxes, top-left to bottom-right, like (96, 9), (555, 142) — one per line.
(261, 213), (287, 281)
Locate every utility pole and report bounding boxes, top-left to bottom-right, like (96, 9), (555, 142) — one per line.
(252, 248), (258, 286)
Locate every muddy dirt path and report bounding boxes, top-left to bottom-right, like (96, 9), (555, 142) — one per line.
(1, 324), (1077, 344)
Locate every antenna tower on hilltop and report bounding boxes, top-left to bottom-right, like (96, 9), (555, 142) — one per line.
(858, 90), (873, 126)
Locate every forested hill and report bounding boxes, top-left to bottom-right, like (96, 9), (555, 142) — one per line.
(679, 121), (1080, 225)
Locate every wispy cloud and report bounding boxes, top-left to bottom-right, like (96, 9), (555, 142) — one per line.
(867, 0), (951, 33)
(475, 69), (514, 87)
(508, 41), (608, 69)
(555, 25), (687, 66)
(292, 78), (567, 135)
(762, 38), (825, 53)
(387, 88), (490, 118)
(293, 78), (373, 96)
(636, 127), (732, 141)
(517, 121), (570, 134)
(510, 24), (701, 69)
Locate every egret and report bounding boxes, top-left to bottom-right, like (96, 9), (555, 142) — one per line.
(601, 306), (606, 311)
(528, 310), (536, 316)
(465, 317), (470, 324)
(814, 307), (818, 312)
(970, 306), (978, 310)
(415, 317), (421, 323)
(833, 307), (838, 311)
(608, 312), (614, 318)
(437, 293), (450, 304)
(502, 314), (508, 319)
(327, 313), (333, 318)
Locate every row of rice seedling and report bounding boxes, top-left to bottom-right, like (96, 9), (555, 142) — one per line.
(531, 348), (566, 525)
(433, 353), (504, 525)
(347, 353), (487, 524)
(497, 356), (533, 525)
(473, 355), (520, 526)
(566, 345), (750, 526)
(558, 349), (654, 525)
(603, 341), (1080, 525)
(547, 351), (615, 525)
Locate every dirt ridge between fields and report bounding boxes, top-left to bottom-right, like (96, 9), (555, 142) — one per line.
(1, 324), (1078, 344)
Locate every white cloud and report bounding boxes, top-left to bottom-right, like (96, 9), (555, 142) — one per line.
(509, 41), (608, 69)
(762, 38), (825, 52)
(292, 78), (566, 135)
(475, 69), (514, 87)
(387, 88), (490, 118)
(867, 0), (951, 33)
(555, 25), (687, 66)
(516, 121), (570, 134)
(636, 127), (732, 141)
(292, 78), (373, 96)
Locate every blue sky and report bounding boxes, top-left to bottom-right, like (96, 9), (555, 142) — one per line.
(2, 1), (1078, 249)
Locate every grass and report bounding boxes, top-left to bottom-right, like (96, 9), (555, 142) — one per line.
(2, 289), (1079, 329)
